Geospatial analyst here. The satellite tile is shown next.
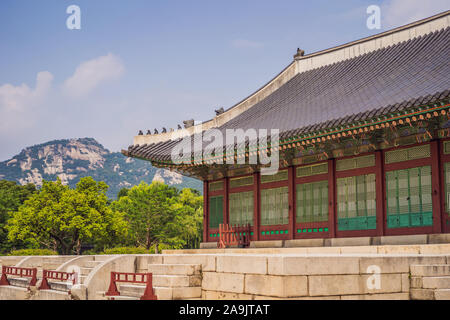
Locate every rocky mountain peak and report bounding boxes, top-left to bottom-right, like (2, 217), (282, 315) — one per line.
(0, 138), (201, 198)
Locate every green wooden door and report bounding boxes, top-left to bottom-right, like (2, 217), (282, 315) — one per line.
(337, 174), (376, 231)
(229, 191), (254, 226)
(261, 186), (289, 226)
(209, 196), (223, 229)
(445, 162), (450, 231)
(296, 180), (328, 223)
(386, 166), (432, 228)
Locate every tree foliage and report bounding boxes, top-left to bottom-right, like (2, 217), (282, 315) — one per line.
(7, 177), (128, 255)
(111, 181), (203, 251)
(0, 180), (36, 253)
(2, 177), (204, 255)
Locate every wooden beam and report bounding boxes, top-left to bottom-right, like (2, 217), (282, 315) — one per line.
(431, 139), (443, 233)
(253, 172), (260, 241)
(288, 166), (296, 239)
(375, 150), (385, 237)
(223, 177), (229, 226)
(328, 159), (337, 238)
(203, 181), (209, 243)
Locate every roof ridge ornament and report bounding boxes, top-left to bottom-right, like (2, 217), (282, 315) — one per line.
(215, 107), (225, 116)
(294, 48), (305, 60)
(183, 119), (195, 128)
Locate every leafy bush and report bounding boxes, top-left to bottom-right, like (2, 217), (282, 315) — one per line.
(8, 248), (58, 256)
(100, 247), (152, 255)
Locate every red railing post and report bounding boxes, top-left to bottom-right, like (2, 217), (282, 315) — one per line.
(141, 273), (157, 300)
(105, 272), (158, 300)
(105, 272), (120, 296)
(0, 266), (10, 286)
(218, 224), (225, 248)
(39, 270), (50, 290)
(30, 268), (37, 287)
(218, 223), (245, 248)
(38, 269), (77, 290)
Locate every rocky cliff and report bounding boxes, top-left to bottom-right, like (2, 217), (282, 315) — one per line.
(0, 138), (202, 198)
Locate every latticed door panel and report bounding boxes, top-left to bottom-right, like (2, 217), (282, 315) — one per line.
(386, 166), (433, 228)
(229, 191), (254, 226)
(445, 162), (450, 212)
(296, 180), (328, 223)
(337, 174), (376, 231)
(445, 162), (450, 229)
(209, 196), (223, 229)
(261, 187), (289, 226)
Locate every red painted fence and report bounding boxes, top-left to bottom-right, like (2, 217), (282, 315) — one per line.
(105, 272), (157, 300)
(0, 266), (37, 288)
(39, 270), (77, 291)
(218, 223), (251, 248)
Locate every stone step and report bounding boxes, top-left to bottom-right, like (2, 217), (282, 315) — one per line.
(80, 267), (93, 276)
(33, 289), (72, 300)
(171, 286), (202, 300)
(7, 277), (31, 288)
(107, 295), (139, 300)
(410, 265), (450, 277)
(79, 275), (88, 284)
(83, 260), (104, 268)
(119, 284), (166, 299)
(422, 276), (450, 289)
(92, 255), (113, 262)
(434, 289), (450, 300)
(120, 284), (201, 300)
(153, 274), (201, 287)
(47, 280), (72, 292)
(410, 288), (435, 300)
(147, 264), (201, 276)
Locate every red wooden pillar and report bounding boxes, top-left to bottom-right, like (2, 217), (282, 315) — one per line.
(328, 159), (336, 238)
(439, 140), (449, 234)
(288, 166), (296, 239)
(223, 177), (229, 225)
(253, 172), (260, 241)
(431, 140), (443, 234)
(203, 181), (209, 243)
(375, 150), (385, 237)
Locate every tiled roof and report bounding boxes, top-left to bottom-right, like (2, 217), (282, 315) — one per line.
(127, 26), (450, 163)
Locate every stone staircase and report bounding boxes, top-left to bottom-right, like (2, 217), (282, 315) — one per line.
(32, 256), (109, 300)
(77, 257), (109, 285)
(410, 264), (450, 300)
(106, 263), (202, 300)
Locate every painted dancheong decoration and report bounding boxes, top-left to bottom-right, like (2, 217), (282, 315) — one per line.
(123, 11), (450, 244)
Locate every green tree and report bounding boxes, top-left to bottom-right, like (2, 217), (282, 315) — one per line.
(112, 182), (204, 251)
(171, 188), (203, 249)
(117, 187), (129, 199)
(0, 180), (36, 253)
(112, 181), (181, 250)
(7, 177), (128, 255)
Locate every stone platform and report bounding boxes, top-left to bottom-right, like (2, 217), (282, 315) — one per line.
(1, 235), (450, 300)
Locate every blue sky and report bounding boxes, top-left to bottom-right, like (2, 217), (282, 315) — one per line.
(0, 0), (449, 160)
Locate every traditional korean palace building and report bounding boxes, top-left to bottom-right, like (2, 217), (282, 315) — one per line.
(123, 11), (450, 245)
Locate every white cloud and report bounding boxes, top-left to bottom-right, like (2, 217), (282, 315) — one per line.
(382, 0), (450, 29)
(0, 71), (53, 111)
(232, 39), (264, 49)
(0, 71), (53, 133)
(62, 53), (125, 98)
